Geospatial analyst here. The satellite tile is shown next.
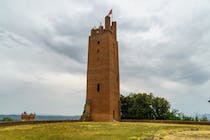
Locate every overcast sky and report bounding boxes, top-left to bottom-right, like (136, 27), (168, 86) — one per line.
(0, 0), (210, 116)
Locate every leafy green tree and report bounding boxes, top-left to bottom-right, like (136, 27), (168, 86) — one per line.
(121, 95), (133, 119)
(152, 97), (170, 119)
(121, 93), (206, 121)
(131, 93), (154, 119)
(121, 93), (171, 120)
(168, 109), (181, 120)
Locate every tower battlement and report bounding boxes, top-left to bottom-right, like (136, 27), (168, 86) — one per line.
(90, 16), (117, 41)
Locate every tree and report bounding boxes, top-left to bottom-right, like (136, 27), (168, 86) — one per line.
(168, 109), (181, 120)
(130, 93), (154, 119)
(121, 93), (171, 120)
(120, 95), (133, 119)
(120, 93), (205, 121)
(152, 97), (170, 119)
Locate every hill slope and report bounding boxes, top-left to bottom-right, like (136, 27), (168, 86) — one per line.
(0, 122), (210, 140)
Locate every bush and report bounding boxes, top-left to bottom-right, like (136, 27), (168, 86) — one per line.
(1, 117), (13, 122)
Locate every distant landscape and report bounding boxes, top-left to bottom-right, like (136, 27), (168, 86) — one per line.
(201, 114), (210, 121)
(0, 115), (80, 121)
(0, 114), (209, 121)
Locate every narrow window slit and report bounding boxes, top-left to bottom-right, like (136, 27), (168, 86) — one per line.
(97, 83), (100, 92)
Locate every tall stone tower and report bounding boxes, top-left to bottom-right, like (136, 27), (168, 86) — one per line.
(81, 15), (120, 121)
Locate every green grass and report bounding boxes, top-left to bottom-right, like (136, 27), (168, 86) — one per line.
(0, 122), (210, 140)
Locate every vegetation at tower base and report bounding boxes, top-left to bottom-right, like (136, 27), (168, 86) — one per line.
(120, 93), (208, 121)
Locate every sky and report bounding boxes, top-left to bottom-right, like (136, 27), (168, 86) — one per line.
(0, 0), (210, 116)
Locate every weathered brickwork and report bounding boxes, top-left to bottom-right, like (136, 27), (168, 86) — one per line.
(81, 15), (120, 121)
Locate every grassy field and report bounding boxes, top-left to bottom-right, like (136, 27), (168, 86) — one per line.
(0, 122), (210, 140)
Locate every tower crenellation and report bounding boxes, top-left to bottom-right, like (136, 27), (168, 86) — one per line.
(90, 16), (117, 39)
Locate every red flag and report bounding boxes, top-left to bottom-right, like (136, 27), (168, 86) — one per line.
(108, 9), (112, 16)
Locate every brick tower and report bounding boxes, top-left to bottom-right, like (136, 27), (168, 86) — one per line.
(81, 14), (120, 121)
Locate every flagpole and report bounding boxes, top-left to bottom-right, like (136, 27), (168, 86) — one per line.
(107, 9), (113, 22)
(112, 9), (113, 21)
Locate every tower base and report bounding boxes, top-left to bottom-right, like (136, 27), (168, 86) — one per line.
(80, 100), (92, 121)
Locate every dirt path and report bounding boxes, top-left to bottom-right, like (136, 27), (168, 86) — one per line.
(161, 130), (210, 140)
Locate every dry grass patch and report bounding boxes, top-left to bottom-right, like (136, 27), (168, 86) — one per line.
(160, 130), (210, 140)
